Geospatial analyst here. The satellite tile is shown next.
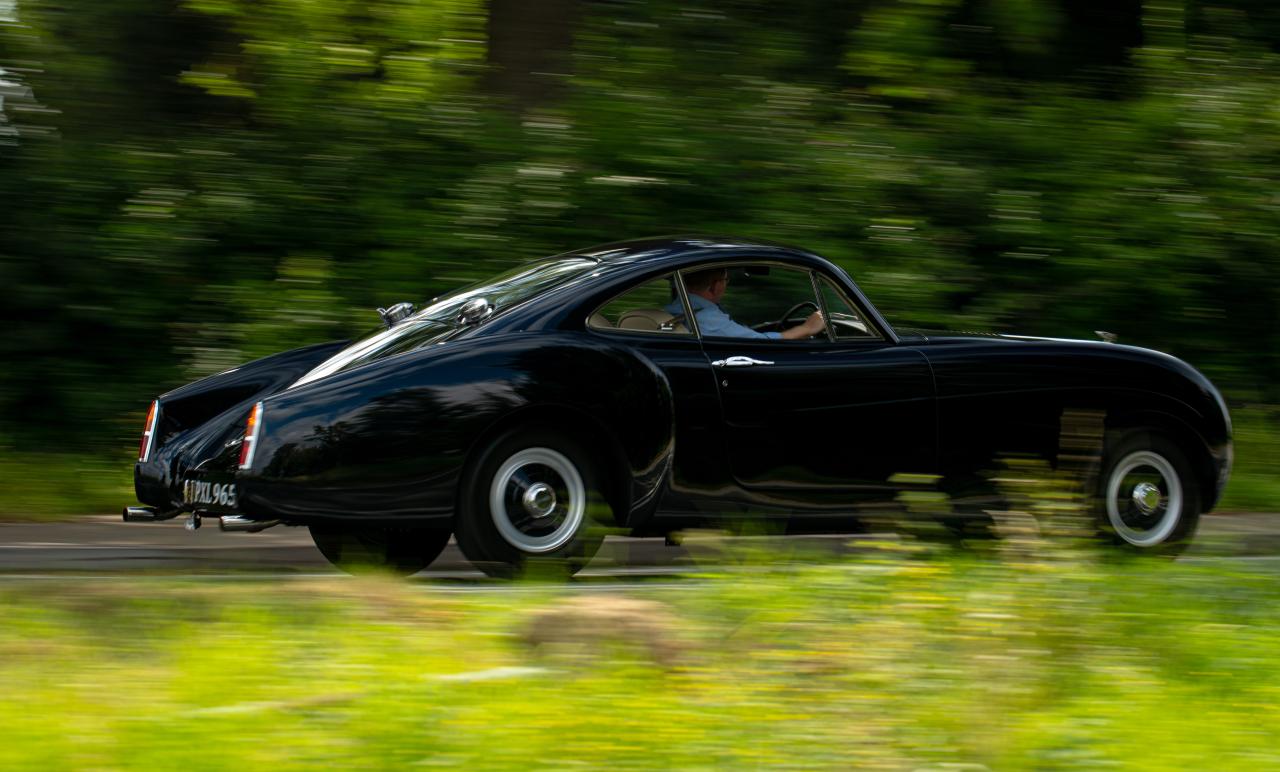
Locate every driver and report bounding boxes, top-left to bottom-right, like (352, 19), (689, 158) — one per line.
(666, 267), (826, 340)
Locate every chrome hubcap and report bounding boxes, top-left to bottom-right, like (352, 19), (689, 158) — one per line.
(522, 482), (557, 518)
(1105, 450), (1182, 547)
(489, 447), (585, 554)
(1131, 481), (1161, 515)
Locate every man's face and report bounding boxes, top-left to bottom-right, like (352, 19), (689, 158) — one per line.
(709, 273), (728, 303)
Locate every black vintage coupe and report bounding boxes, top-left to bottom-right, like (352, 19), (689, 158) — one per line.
(127, 236), (1232, 575)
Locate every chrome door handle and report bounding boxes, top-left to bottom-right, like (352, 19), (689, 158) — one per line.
(712, 356), (774, 368)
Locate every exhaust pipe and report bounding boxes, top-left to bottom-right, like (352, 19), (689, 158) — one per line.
(123, 506), (179, 522)
(219, 515), (280, 533)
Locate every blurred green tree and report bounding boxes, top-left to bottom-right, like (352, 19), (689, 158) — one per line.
(0, 0), (1276, 457)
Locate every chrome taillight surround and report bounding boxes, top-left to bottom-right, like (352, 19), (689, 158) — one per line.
(238, 402), (264, 470)
(138, 400), (159, 462)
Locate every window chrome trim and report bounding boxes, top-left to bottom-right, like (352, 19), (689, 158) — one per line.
(672, 269), (700, 339)
(813, 272), (885, 342)
(808, 270), (837, 343)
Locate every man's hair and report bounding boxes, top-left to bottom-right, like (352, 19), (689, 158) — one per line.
(684, 267), (728, 293)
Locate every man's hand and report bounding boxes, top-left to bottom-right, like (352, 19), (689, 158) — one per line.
(780, 311), (825, 340)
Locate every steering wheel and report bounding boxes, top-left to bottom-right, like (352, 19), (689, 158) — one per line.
(779, 300), (819, 326)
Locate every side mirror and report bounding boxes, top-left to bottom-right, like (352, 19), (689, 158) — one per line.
(377, 302), (416, 329)
(456, 297), (493, 326)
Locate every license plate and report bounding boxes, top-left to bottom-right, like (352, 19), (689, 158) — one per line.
(183, 479), (237, 509)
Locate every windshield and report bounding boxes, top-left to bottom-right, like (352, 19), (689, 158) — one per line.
(291, 256), (597, 388)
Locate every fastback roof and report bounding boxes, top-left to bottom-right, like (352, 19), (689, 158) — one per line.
(564, 235), (806, 267)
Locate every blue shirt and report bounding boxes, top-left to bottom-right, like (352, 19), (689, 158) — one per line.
(665, 294), (781, 339)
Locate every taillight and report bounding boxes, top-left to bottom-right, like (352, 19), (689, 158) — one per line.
(238, 402), (264, 470)
(138, 400), (159, 462)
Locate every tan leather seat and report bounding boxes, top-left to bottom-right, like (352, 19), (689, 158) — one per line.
(588, 312), (612, 329)
(617, 308), (688, 333)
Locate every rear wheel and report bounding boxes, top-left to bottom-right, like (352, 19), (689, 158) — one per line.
(455, 429), (609, 578)
(1098, 432), (1200, 553)
(309, 524), (450, 575)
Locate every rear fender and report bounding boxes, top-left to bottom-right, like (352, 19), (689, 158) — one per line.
(134, 340), (350, 509)
(236, 333), (674, 525)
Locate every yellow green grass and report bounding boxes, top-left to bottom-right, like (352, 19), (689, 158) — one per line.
(4, 546), (1280, 769)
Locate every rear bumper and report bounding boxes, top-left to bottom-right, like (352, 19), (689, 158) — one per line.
(132, 460), (247, 520)
(120, 505), (279, 533)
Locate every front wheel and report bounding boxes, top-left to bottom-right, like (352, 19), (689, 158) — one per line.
(309, 524), (450, 575)
(455, 429), (609, 578)
(1098, 433), (1200, 553)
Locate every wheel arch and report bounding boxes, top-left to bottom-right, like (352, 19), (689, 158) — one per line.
(1105, 408), (1216, 512)
(457, 403), (637, 528)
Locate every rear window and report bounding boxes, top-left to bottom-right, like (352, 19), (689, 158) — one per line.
(416, 257), (598, 323)
(292, 256), (597, 387)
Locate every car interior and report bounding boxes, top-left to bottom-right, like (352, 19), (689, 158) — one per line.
(587, 273), (690, 333)
(587, 265), (875, 339)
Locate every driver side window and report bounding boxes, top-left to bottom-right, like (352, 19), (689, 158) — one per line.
(691, 264), (819, 338)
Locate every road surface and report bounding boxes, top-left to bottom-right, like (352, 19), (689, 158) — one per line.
(0, 513), (1276, 579)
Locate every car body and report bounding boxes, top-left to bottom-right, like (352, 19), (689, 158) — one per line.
(127, 236), (1233, 574)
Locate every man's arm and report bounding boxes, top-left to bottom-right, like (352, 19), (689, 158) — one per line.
(697, 306), (781, 339)
(779, 311), (825, 340)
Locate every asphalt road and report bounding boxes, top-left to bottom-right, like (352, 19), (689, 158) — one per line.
(0, 513), (1277, 580)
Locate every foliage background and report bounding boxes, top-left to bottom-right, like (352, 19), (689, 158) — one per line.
(0, 0), (1277, 511)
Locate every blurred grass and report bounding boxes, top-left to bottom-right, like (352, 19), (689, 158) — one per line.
(1, 406), (1275, 521)
(4, 549), (1280, 768)
(0, 448), (133, 520)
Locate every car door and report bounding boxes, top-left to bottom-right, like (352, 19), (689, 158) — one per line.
(587, 272), (729, 515)
(689, 263), (937, 512)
